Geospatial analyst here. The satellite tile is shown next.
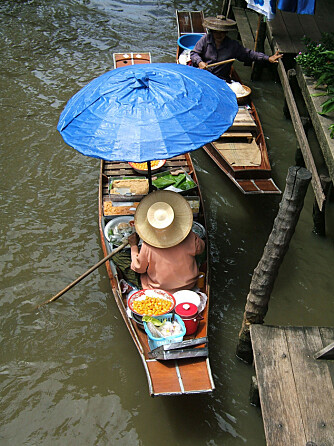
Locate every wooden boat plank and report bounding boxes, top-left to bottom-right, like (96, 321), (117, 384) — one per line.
(146, 360), (184, 395)
(237, 179), (260, 193)
(227, 107), (257, 132)
(253, 179), (281, 193)
(146, 357), (213, 395)
(213, 138), (261, 167)
(237, 179), (281, 194)
(222, 131), (253, 141)
(177, 10), (204, 36)
(204, 143), (271, 178)
(178, 358), (214, 393)
(113, 52), (151, 68)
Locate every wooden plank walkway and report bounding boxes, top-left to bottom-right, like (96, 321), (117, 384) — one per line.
(250, 325), (334, 446)
(233, 6), (272, 55)
(295, 65), (334, 184)
(232, 3), (333, 210)
(265, 0), (334, 188)
(266, 0), (334, 54)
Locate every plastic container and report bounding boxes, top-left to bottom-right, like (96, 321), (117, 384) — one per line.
(175, 302), (200, 335)
(143, 314), (186, 351)
(196, 272), (206, 289)
(177, 33), (204, 51)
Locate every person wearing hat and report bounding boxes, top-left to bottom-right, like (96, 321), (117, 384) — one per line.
(128, 190), (205, 294)
(190, 15), (282, 82)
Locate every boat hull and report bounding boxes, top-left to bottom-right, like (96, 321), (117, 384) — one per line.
(98, 152), (214, 396)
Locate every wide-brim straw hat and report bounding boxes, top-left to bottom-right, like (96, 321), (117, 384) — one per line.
(202, 15), (237, 32)
(134, 190), (193, 248)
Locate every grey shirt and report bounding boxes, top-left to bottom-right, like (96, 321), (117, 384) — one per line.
(190, 33), (269, 81)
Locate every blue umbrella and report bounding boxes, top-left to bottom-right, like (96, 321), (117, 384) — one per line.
(57, 63), (238, 162)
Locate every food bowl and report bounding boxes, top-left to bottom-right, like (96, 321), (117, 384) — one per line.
(177, 33), (204, 51)
(129, 160), (166, 174)
(192, 221), (206, 239)
(236, 85), (252, 105)
(104, 216), (135, 242)
(128, 289), (176, 316)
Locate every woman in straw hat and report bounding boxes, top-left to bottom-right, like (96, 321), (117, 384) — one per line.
(190, 15), (282, 82)
(128, 190), (205, 294)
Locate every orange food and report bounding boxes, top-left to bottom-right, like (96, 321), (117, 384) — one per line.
(130, 160), (161, 170)
(131, 296), (173, 316)
(104, 202), (139, 215)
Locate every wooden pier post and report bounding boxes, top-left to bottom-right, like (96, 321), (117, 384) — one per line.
(251, 15), (266, 81)
(236, 166), (312, 363)
(312, 174), (332, 236)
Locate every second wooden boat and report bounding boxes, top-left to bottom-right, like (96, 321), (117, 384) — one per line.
(176, 10), (281, 195)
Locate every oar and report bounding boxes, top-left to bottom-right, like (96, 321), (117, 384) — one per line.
(36, 240), (129, 309)
(205, 58), (236, 69)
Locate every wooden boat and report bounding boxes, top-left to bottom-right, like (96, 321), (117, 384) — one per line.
(98, 52), (214, 396)
(176, 10), (281, 195)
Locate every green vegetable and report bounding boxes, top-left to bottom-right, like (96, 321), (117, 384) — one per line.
(152, 173), (196, 190)
(142, 316), (163, 326)
(180, 179), (196, 190)
(152, 175), (176, 189)
(174, 174), (186, 188)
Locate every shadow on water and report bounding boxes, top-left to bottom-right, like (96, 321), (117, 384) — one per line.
(1, 0), (334, 445)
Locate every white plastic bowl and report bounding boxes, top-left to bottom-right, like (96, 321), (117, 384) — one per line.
(173, 290), (201, 308)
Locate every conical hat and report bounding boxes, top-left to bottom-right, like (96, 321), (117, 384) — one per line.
(202, 15), (236, 32)
(134, 190), (193, 248)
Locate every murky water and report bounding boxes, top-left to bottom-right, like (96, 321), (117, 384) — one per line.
(1, 1), (333, 445)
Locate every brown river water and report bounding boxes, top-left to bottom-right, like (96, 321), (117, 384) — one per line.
(1, 1), (333, 445)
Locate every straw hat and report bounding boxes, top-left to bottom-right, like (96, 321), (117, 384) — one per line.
(202, 15), (237, 32)
(134, 190), (193, 248)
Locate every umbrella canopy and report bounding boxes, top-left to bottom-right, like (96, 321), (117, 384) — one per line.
(57, 63), (238, 162)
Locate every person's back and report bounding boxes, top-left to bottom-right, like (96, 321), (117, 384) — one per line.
(131, 230), (204, 293)
(128, 190), (205, 293)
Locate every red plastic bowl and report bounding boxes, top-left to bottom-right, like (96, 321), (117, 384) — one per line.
(128, 289), (176, 316)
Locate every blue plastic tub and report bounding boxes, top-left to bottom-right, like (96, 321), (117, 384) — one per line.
(143, 313), (186, 351)
(177, 33), (204, 51)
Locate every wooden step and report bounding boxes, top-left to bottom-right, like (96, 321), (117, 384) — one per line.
(221, 131), (253, 142)
(228, 106), (257, 131)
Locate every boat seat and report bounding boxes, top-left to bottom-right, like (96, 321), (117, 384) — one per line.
(227, 106), (257, 132)
(212, 138), (261, 166)
(221, 131), (253, 142)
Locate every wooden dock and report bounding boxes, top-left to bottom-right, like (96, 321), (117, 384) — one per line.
(232, 2), (334, 211)
(250, 325), (334, 446)
(266, 0), (334, 54)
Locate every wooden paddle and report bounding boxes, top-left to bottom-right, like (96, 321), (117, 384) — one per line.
(205, 58), (236, 69)
(36, 240), (129, 309)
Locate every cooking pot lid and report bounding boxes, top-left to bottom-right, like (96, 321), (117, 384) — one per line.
(175, 302), (198, 318)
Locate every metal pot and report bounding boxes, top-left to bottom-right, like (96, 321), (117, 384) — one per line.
(175, 302), (202, 335)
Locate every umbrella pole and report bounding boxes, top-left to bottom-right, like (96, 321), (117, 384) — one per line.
(148, 161), (153, 192)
